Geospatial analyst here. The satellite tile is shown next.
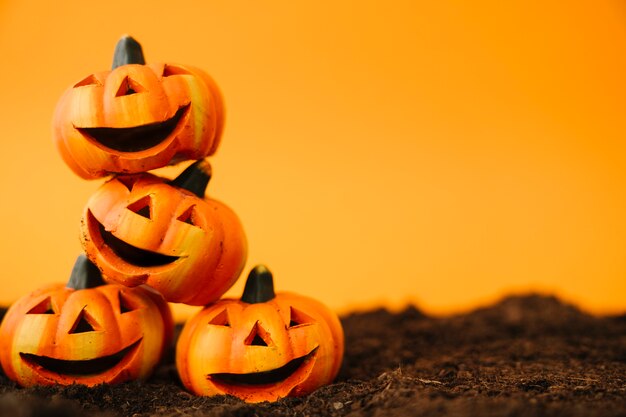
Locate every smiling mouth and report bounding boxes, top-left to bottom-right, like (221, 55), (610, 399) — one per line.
(77, 104), (190, 152)
(88, 211), (179, 267)
(208, 347), (318, 387)
(20, 339), (142, 376)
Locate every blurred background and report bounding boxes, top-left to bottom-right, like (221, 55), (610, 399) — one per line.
(0, 1), (625, 320)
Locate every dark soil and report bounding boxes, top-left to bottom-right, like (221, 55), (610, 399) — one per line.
(0, 294), (624, 417)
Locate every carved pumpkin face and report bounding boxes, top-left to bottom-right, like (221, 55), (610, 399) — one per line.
(81, 160), (247, 305)
(176, 266), (344, 402)
(53, 36), (224, 179)
(0, 256), (173, 387)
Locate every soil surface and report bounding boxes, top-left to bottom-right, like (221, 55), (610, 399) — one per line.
(0, 294), (624, 417)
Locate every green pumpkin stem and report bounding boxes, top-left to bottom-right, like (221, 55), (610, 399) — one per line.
(66, 255), (105, 289)
(112, 35), (145, 69)
(170, 159), (212, 198)
(241, 265), (276, 303)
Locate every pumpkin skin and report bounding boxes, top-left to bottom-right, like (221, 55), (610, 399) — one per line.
(80, 160), (247, 305)
(0, 256), (173, 387)
(176, 266), (344, 402)
(53, 36), (224, 179)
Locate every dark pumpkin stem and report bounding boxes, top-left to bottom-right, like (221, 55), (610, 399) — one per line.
(112, 35), (145, 69)
(170, 160), (212, 198)
(66, 255), (105, 289)
(241, 265), (276, 303)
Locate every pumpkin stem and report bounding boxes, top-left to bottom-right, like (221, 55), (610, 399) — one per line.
(112, 35), (146, 69)
(170, 159), (212, 198)
(241, 265), (276, 303)
(66, 255), (106, 290)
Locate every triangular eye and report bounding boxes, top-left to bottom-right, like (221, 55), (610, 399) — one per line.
(163, 64), (191, 77)
(244, 321), (272, 347)
(177, 206), (198, 226)
(115, 76), (147, 97)
(208, 309), (230, 327)
(74, 74), (102, 88)
(27, 297), (55, 314)
(116, 176), (138, 191)
(127, 196), (152, 219)
(69, 310), (98, 334)
(288, 307), (315, 328)
(118, 291), (137, 314)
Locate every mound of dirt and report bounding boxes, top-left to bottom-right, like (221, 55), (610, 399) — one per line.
(0, 294), (624, 417)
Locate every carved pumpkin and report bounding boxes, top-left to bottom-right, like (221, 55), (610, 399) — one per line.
(81, 159), (247, 305)
(176, 265), (344, 402)
(53, 35), (224, 179)
(0, 255), (173, 387)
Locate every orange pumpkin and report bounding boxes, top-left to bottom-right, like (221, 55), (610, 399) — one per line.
(53, 35), (224, 179)
(81, 159), (247, 305)
(0, 255), (173, 387)
(176, 265), (344, 402)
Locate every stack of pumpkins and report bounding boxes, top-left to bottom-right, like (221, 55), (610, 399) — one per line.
(0, 36), (343, 403)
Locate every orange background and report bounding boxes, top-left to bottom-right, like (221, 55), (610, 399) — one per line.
(0, 1), (625, 320)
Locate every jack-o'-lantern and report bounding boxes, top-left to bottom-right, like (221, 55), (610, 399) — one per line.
(81, 159), (247, 305)
(0, 255), (173, 387)
(53, 35), (225, 179)
(176, 265), (344, 402)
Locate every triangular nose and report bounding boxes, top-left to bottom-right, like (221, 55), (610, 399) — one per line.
(244, 321), (271, 347)
(115, 76), (147, 97)
(70, 310), (96, 334)
(250, 334), (268, 346)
